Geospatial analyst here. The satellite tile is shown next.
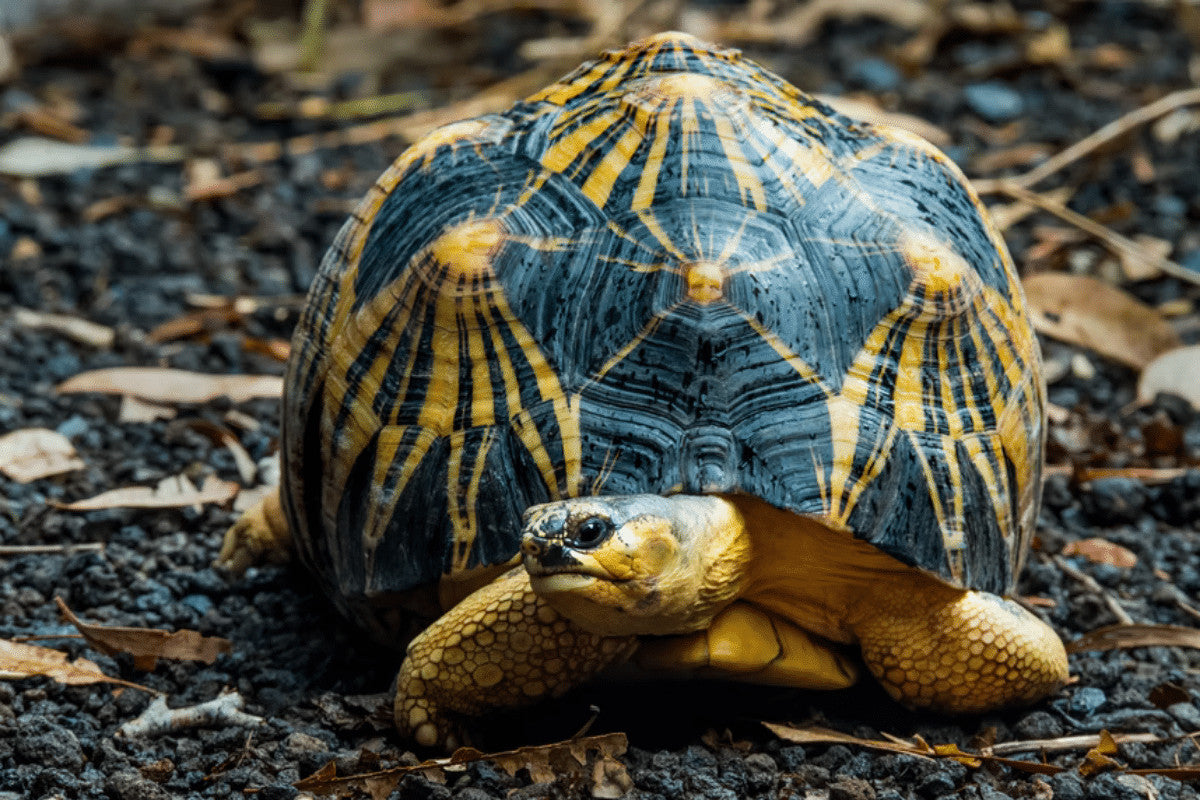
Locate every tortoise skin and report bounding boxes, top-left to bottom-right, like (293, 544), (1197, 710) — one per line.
(282, 33), (1044, 631)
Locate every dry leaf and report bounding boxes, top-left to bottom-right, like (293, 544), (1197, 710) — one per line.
(294, 733), (628, 799)
(1079, 730), (1123, 777)
(13, 307), (115, 348)
(57, 367), (282, 404)
(0, 137), (138, 176)
(1067, 624), (1200, 654)
(1137, 345), (1200, 409)
(1022, 273), (1182, 369)
(0, 428), (86, 482)
(0, 639), (148, 691)
(57, 598), (231, 671)
(118, 396), (177, 423)
(55, 474), (238, 511)
(1062, 538), (1138, 569)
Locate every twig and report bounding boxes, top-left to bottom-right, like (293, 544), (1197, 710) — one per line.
(988, 181), (1200, 286)
(117, 690), (263, 738)
(1052, 554), (1135, 625)
(985, 731), (1174, 757)
(973, 87), (1200, 193)
(0, 543), (104, 556)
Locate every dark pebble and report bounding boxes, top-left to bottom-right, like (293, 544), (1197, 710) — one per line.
(1068, 687), (1108, 715)
(849, 59), (900, 92)
(1080, 478), (1148, 524)
(963, 83), (1024, 123)
(1086, 772), (1156, 800)
(14, 721), (83, 771)
(1051, 771), (1086, 800)
(105, 768), (173, 800)
(829, 777), (876, 800)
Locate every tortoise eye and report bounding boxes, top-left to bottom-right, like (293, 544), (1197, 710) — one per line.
(570, 516), (613, 549)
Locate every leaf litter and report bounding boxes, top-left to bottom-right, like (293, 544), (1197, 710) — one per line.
(56, 597), (232, 671)
(293, 732), (630, 800)
(0, 427), (86, 482)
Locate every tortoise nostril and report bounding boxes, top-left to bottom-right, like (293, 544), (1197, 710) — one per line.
(521, 537), (542, 557)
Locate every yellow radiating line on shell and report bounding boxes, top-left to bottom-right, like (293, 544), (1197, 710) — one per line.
(632, 113), (672, 211)
(711, 108), (766, 211)
(479, 285), (582, 497)
(415, 277), (461, 433)
(580, 124), (644, 209)
(541, 107), (626, 175)
(892, 309), (931, 431)
(950, 313), (986, 433)
(937, 321), (964, 439)
(735, 309), (827, 389)
(362, 426), (438, 550)
(448, 428), (497, 572)
(680, 97), (698, 193)
(636, 210), (690, 262)
(465, 290), (496, 428)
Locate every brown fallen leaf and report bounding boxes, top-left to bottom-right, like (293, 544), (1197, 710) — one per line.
(1079, 730), (1123, 778)
(1022, 274), (1182, 370)
(1061, 538), (1138, 569)
(1137, 345), (1200, 409)
(0, 428), (86, 483)
(57, 367), (282, 404)
(1068, 624), (1200, 654)
(294, 733), (628, 799)
(54, 474), (239, 512)
(56, 597), (231, 671)
(0, 639), (149, 692)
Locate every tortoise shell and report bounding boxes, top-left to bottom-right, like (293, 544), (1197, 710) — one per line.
(281, 32), (1044, 631)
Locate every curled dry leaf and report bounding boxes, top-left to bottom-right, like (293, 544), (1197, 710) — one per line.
(0, 639), (149, 692)
(57, 597), (232, 671)
(1137, 345), (1200, 409)
(0, 428), (86, 482)
(57, 367), (282, 405)
(1022, 274), (1181, 370)
(1061, 538), (1138, 569)
(54, 474), (238, 512)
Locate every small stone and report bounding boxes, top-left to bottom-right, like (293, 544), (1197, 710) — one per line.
(1167, 701), (1200, 729)
(104, 768), (172, 800)
(849, 58), (900, 92)
(964, 83), (1025, 123)
(829, 777), (876, 800)
(1068, 687), (1108, 716)
(1050, 771), (1086, 800)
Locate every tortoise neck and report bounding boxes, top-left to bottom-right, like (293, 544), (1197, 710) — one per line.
(728, 495), (953, 643)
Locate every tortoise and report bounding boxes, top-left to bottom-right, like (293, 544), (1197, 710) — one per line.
(220, 31), (1068, 749)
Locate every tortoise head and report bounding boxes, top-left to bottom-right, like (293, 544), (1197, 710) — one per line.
(520, 494), (751, 636)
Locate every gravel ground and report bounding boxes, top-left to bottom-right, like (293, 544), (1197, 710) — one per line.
(3, 2), (1200, 799)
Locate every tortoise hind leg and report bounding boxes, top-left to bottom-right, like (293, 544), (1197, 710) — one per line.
(853, 584), (1068, 713)
(395, 568), (637, 749)
(216, 488), (292, 575)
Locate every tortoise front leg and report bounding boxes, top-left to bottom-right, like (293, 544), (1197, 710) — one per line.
(216, 487), (292, 574)
(853, 584), (1068, 713)
(394, 568), (637, 749)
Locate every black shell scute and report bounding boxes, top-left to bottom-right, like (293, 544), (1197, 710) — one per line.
(281, 32), (1044, 624)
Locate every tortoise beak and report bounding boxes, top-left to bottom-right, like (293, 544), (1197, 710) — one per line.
(521, 533), (583, 574)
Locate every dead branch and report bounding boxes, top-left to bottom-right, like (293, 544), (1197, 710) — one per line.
(117, 690), (263, 738)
